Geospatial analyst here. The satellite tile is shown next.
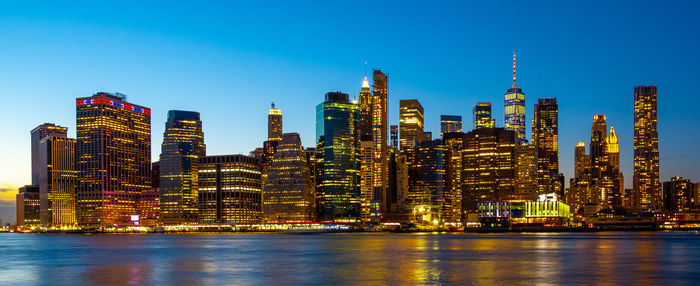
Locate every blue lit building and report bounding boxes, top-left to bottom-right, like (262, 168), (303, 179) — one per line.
(316, 92), (361, 222)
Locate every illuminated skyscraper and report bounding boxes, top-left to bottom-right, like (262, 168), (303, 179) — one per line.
(462, 128), (519, 214)
(263, 133), (314, 222)
(606, 127), (620, 173)
(663, 177), (695, 211)
(473, 102), (495, 129)
(198, 155), (262, 223)
(532, 98), (559, 195)
(399, 99), (424, 150)
(590, 115), (607, 168)
(31, 123), (67, 185)
(390, 125), (398, 148)
(633, 85), (660, 210)
(160, 110), (206, 225)
(316, 92), (361, 222)
(359, 140), (374, 221)
(504, 53), (526, 141)
(574, 142), (589, 178)
(372, 70), (389, 217)
(76, 92), (151, 228)
(268, 103), (282, 141)
(16, 185), (40, 226)
(443, 133), (464, 223)
(38, 135), (76, 226)
(409, 140), (448, 224)
(515, 143), (538, 195)
(358, 76), (373, 140)
(440, 115), (462, 137)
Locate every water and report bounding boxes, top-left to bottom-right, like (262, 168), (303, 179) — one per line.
(1, 232), (700, 285)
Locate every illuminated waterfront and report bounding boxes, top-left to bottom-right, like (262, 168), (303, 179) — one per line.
(1, 232), (699, 285)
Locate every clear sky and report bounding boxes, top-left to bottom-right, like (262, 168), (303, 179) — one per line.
(1, 1), (699, 224)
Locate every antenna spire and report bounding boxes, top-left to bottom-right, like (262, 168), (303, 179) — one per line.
(512, 52), (517, 89)
(364, 61), (367, 77)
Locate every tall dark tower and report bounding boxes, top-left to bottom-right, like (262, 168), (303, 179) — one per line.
(633, 85), (660, 210)
(532, 98), (559, 195)
(160, 110), (206, 225)
(504, 52), (526, 141)
(590, 114), (607, 168)
(358, 74), (373, 140)
(76, 92), (151, 228)
(372, 69), (389, 216)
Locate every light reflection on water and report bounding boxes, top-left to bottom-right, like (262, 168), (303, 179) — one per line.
(1, 232), (699, 285)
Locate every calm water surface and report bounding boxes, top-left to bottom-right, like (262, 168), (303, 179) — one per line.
(1, 232), (699, 285)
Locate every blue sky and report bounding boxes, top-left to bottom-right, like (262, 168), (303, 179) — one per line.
(1, 1), (699, 223)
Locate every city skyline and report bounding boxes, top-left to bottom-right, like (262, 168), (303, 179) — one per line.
(2, 1), (700, 224)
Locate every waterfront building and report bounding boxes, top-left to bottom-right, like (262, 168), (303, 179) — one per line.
(316, 92), (361, 222)
(461, 128), (519, 215)
(268, 103), (282, 141)
(75, 92), (151, 228)
(633, 85), (660, 210)
(16, 185), (40, 226)
(574, 142), (589, 178)
(390, 125), (398, 148)
(515, 143), (538, 196)
(477, 194), (570, 227)
(159, 110), (206, 225)
(138, 188), (160, 226)
(31, 123), (67, 185)
(389, 151), (410, 215)
(409, 140), (449, 224)
(504, 53), (526, 141)
(399, 99), (424, 150)
(263, 133), (315, 223)
(473, 102), (495, 129)
(440, 115), (462, 137)
(663, 177), (695, 212)
(198, 155), (262, 223)
(372, 70), (389, 219)
(359, 139), (374, 222)
(443, 132), (464, 224)
(38, 135), (76, 226)
(532, 98), (559, 195)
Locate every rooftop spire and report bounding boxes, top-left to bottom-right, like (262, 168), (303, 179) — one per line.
(512, 52), (517, 89)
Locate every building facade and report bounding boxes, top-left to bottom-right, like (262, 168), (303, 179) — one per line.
(316, 92), (361, 222)
(532, 98), (559, 195)
(76, 92), (151, 228)
(663, 177), (695, 212)
(372, 70), (389, 217)
(263, 133), (315, 223)
(633, 85), (660, 210)
(440, 115), (462, 138)
(268, 103), (282, 141)
(399, 99), (424, 150)
(31, 123), (67, 185)
(504, 53), (526, 141)
(38, 135), (76, 226)
(198, 155), (262, 224)
(160, 110), (206, 225)
(473, 102), (495, 130)
(16, 185), (40, 226)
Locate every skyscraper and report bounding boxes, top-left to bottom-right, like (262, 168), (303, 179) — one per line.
(462, 128), (519, 214)
(38, 135), (76, 226)
(160, 110), (206, 225)
(372, 70), (389, 217)
(31, 123), (67, 185)
(399, 99), (424, 150)
(532, 98), (559, 195)
(590, 115), (607, 168)
(574, 142), (589, 178)
(198, 155), (262, 223)
(358, 76), (373, 140)
(473, 102), (495, 129)
(316, 92), (361, 222)
(633, 85), (660, 210)
(409, 140), (448, 224)
(390, 125), (399, 148)
(504, 53), (526, 141)
(663, 177), (694, 212)
(268, 103), (282, 141)
(440, 115), (462, 137)
(16, 185), (40, 226)
(76, 92), (151, 228)
(263, 133), (314, 222)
